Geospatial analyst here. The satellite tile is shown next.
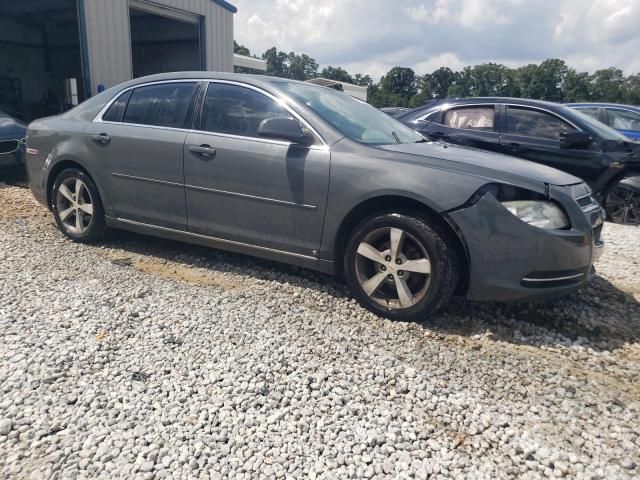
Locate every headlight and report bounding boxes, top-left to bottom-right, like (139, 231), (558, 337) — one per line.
(501, 200), (569, 229)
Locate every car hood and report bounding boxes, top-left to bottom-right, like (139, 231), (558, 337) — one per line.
(0, 115), (27, 140)
(379, 141), (581, 187)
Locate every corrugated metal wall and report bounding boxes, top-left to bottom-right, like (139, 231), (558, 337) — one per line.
(82, 0), (234, 95)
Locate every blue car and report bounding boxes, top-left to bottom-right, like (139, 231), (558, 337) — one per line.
(0, 110), (27, 173)
(567, 103), (640, 141)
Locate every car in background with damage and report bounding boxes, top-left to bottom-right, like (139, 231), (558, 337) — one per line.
(0, 110), (26, 174)
(567, 103), (640, 141)
(398, 98), (640, 225)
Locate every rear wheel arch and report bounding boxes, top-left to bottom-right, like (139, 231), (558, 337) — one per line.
(334, 195), (470, 295)
(47, 160), (98, 209)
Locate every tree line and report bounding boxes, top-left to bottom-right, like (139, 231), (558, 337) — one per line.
(234, 42), (640, 108)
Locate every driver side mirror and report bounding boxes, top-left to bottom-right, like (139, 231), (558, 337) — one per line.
(257, 117), (315, 146)
(560, 130), (592, 149)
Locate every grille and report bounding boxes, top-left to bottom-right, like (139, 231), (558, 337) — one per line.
(0, 139), (19, 155)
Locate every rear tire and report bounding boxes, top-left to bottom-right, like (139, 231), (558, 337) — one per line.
(344, 212), (459, 321)
(52, 168), (106, 243)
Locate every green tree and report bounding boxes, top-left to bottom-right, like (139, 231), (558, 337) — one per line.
(262, 47), (289, 77)
(353, 74), (373, 87)
(535, 59), (568, 101)
(261, 47), (319, 80)
(233, 41), (251, 56)
(562, 69), (591, 102)
(320, 66), (353, 83)
(589, 67), (626, 102)
(380, 67), (417, 98)
(287, 52), (319, 80)
(427, 67), (458, 99)
(626, 74), (640, 105)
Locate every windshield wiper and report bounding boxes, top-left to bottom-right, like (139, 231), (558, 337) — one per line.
(392, 131), (401, 144)
(414, 138), (427, 143)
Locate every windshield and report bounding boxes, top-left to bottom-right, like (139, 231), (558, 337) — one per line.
(563, 107), (628, 142)
(273, 81), (424, 145)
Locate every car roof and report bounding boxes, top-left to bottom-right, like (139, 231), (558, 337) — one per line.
(398, 97), (570, 120)
(566, 102), (640, 111)
(113, 71), (307, 92)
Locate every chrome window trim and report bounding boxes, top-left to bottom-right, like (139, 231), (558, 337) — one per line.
(604, 107), (640, 116)
(93, 78), (329, 150)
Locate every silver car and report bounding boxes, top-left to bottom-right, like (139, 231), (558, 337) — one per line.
(26, 72), (604, 321)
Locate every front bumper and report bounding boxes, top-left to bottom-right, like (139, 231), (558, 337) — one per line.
(448, 186), (604, 302)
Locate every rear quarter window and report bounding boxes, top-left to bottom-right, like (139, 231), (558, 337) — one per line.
(122, 82), (197, 128)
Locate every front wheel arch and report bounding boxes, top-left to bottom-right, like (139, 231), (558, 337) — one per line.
(334, 195), (470, 295)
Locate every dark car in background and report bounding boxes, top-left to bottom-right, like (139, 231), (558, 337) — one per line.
(399, 98), (640, 224)
(380, 107), (411, 117)
(567, 103), (640, 141)
(0, 110), (27, 173)
(27, 73), (604, 321)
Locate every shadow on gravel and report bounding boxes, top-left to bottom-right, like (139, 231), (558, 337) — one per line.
(101, 228), (639, 353)
(0, 170), (28, 188)
(428, 275), (640, 352)
(100, 228), (351, 296)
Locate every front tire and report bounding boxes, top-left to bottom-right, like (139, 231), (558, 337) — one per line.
(604, 175), (640, 225)
(52, 168), (106, 242)
(344, 212), (459, 321)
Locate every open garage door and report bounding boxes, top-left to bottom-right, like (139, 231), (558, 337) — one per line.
(129, 3), (203, 79)
(0, 0), (86, 122)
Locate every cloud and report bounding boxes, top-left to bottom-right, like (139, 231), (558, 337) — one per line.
(232, 0), (640, 80)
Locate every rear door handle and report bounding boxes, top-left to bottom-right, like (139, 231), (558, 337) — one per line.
(92, 133), (111, 145)
(188, 144), (216, 159)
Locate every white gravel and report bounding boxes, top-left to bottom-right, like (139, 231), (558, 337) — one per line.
(0, 183), (639, 480)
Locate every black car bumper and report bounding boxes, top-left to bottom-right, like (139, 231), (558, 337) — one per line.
(448, 188), (604, 302)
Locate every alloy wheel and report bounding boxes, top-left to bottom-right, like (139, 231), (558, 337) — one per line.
(606, 184), (640, 225)
(56, 177), (94, 234)
(355, 227), (432, 310)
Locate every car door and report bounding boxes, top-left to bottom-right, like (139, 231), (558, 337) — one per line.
(421, 104), (502, 153)
(85, 81), (199, 229)
(499, 105), (604, 183)
(604, 107), (640, 140)
(183, 81), (330, 257)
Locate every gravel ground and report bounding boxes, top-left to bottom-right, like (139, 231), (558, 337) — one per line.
(0, 183), (639, 480)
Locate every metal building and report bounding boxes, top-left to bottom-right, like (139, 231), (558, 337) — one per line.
(0, 0), (261, 122)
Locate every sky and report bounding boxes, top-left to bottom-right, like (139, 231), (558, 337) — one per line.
(231, 0), (640, 80)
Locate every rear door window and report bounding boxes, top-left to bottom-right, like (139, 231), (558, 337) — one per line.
(574, 107), (599, 120)
(199, 83), (290, 138)
(122, 82), (197, 128)
(506, 107), (575, 139)
(607, 108), (640, 131)
(443, 106), (495, 131)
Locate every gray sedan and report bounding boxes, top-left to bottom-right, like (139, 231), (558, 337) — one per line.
(26, 72), (604, 321)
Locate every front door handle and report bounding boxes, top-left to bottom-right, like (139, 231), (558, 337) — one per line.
(92, 133), (111, 145)
(189, 144), (217, 159)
